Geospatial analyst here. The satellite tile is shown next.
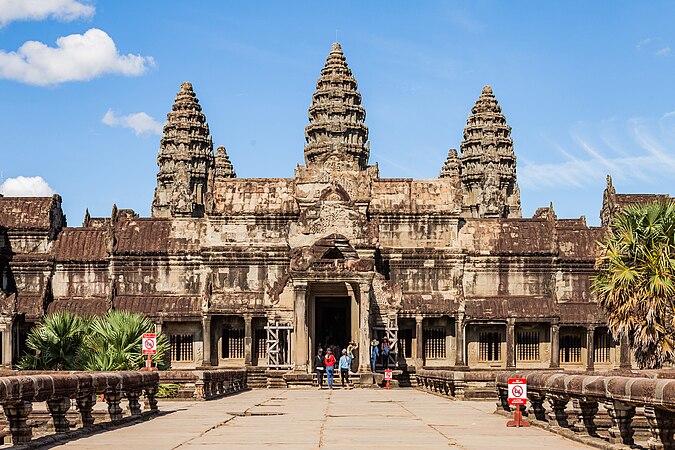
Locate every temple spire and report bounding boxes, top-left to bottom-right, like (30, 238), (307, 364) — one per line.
(459, 85), (521, 218)
(152, 81), (214, 218)
(304, 42), (369, 170)
(214, 146), (236, 179)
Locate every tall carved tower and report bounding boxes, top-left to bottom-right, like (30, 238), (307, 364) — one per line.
(304, 42), (370, 171)
(459, 86), (521, 218)
(152, 82), (214, 218)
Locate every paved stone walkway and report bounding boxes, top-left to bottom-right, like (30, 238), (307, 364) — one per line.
(54, 389), (591, 449)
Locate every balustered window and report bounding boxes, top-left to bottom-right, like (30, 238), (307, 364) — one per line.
(560, 334), (582, 363)
(479, 331), (501, 361)
(424, 328), (446, 359)
(222, 327), (245, 359)
(594, 328), (612, 363)
(516, 330), (540, 361)
(399, 328), (413, 358)
(254, 328), (267, 360)
(170, 334), (194, 362)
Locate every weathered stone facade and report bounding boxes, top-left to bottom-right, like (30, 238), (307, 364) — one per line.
(0, 43), (670, 374)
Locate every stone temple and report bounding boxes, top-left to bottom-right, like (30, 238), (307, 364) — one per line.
(0, 43), (668, 381)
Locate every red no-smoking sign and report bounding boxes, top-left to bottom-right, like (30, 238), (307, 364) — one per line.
(142, 333), (157, 355)
(508, 378), (527, 405)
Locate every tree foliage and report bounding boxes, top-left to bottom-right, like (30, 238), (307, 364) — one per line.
(18, 310), (168, 371)
(592, 201), (675, 369)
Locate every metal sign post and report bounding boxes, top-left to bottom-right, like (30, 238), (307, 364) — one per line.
(506, 377), (530, 427)
(141, 333), (158, 371)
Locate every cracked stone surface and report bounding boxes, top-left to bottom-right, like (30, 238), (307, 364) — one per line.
(51, 389), (592, 449)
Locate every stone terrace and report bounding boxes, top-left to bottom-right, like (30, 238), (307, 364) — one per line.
(51, 389), (590, 450)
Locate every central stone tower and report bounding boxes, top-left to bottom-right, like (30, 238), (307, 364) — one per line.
(304, 42), (370, 171)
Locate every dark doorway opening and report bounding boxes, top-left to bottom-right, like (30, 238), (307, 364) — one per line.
(315, 297), (351, 352)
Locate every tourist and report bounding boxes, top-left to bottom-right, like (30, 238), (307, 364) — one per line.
(370, 338), (379, 372)
(381, 337), (391, 370)
(314, 348), (325, 390)
(339, 349), (352, 388)
(324, 348), (337, 389)
(347, 340), (358, 372)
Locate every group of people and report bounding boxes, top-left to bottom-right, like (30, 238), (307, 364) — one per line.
(313, 337), (395, 389)
(314, 340), (357, 389)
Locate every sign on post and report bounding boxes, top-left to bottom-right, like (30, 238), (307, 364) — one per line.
(384, 369), (393, 381)
(142, 333), (157, 355)
(507, 378), (527, 405)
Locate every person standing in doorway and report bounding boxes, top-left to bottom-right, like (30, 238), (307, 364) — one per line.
(314, 348), (325, 390)
(324, 348), (337, 390)
(370, 338), (379, 372)
(381, 337), (391, 370)
(347, 340), (358, 373)
(339, 349), (352, 388)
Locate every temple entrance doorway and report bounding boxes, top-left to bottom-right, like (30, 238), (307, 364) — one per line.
(314, 297), (351, 353)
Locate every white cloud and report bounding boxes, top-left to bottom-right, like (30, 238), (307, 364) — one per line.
(520, 114), (675, 190)
(0, 176), (55, 197)
(656, 46), (672, 57)
(0, 28), (155, 86)
(0, 0), (94, 27)
(102, 109), (163, 135)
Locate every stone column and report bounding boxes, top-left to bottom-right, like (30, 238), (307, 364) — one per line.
(201, 316), (212, 367)
(454, 314), (465, 367)
(586, 326), (595, 372)
(2, 323), (12, 367)
(47, 397), (71, 433)
(506, 318), (515, 369)
(550, 323), (560, 369)
(293, 282), (309, 372)
(4, 401), (33, 444)
(415, 315), (424, 369)
(606, 400), (635, 445)
(154, 320), (163, 336)
(358, 283), (371, 373)
(244, 314), (253, 366)
(619, 335), (631, 368)
(645, 405), (675, 450)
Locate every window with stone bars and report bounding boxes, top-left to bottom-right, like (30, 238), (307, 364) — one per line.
(254, 328), (267, 360)
(424, 328), (446, 359)
(222, 327), (245, 359)
(170, 334), (194, 362)
(560, 334), (582, 363)
(399, 328), (413, 358)
(479, 331), (501, 361)
(594, 329), (612, 363)
(516, 330), (540, 361)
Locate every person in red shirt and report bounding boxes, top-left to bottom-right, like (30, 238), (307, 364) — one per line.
(324, 348), (337, 390)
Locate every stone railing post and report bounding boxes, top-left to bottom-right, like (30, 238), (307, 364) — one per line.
(46, 397), (72, 433)
(496, 387), (510, 412)
(528, 392), (547, 421)
(145, 385), (159, 411)
(104, 388), (123, 421)
(4, 401), (33, 444)
(547, 394), (570, 428)
(644, 406), (675, 450)
(76, 392), (96, 427)
(127, 390), (143, 416)
(605, 400), (635, 445)
(571, 399), (599, 436)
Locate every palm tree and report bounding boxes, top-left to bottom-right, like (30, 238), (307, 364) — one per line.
(17, 311), (91, 370)
(81, 310), (169, 371)
(592, 201), (675, 369)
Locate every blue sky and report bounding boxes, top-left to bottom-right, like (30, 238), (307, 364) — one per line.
(1, 1), (675, 226)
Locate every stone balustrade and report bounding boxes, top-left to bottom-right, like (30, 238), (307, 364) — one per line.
(416, 368), (501, 399)
(495, 371), (675, 450)
(159, 369), (248, 400)
(0, 371), (159, 445)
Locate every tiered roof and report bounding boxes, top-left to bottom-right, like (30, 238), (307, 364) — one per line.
(304, 42), (369, 170)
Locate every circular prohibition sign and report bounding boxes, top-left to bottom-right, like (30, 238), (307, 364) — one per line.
(512, 385), (524, 397)
(144, 339), (155, 349)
